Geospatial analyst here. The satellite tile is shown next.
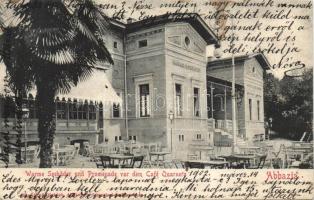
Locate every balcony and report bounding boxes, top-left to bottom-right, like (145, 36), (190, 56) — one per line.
(208, 118), (232, 132)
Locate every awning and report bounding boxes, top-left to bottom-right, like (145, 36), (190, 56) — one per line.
(0, 65), (4, 94)
(0, 64), (12, 95)
(56, 69), (122, 103)
(0, 66), (122, 103)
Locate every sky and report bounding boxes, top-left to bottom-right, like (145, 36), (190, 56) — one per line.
(93, 0), (313, 79)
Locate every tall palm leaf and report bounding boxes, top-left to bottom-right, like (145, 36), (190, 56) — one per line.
(2, 0), (113, 167)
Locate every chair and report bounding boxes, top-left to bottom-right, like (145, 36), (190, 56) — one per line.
(82, 142), (90, 156)
(209, 155), (226, 161)
(69, 146), (76, 159)
(131, 146), (142, 155)
(95, 156), (103, 168)
(94, 145), (103, 154)
(87, 145), (97, 159)
(172, 159), (184, 169)
(24, 146), (39, 163)
(184, 161), (205, 169)
(248, 155), (267, 169)
(53, 143), (59, 150)
(149, 143), (161, 152)
(24, 149), (36, 163)
(123, 155), (144, 168)
(140, 148), (152, 168)
(99, 156), (113, 168)
(63, 149), (74, 165)
(74, 143), (80, 156)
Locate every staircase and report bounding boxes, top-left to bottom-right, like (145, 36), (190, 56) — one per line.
(209, 118), (251, 149)
(213, 130), (232, 147)
(300, 132), (313, 142)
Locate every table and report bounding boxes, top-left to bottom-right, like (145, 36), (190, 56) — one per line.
(222, 154), (258, 169)
(285, 148), (312, 166)
(291, 146), (313, 153)
(239, 146), (261, 154)
(54, 148), (73, 166)
(108, 154), (134, 168)
(149, 152), (171, 167)
(186, 160), (230, 169)
(188, 145), (214, 160)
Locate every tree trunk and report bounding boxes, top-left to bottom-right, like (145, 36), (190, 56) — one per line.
(36, 83), (56, 168)
(14, 92), (23, 164)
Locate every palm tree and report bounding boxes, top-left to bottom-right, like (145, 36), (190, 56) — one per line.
(1, 0), (113, 167)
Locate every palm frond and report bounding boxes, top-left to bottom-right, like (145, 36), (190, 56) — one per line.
(74, 0), (113, 64)
(94, 38), (112, 64)
(0, 33), (3, 62)
(2, 27), (34, 93)
(75, 18), (99, 44)
(3, 0), (113, 95)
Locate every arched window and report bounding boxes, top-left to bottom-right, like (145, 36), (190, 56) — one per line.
(99, 102), (103, 120)
(56, 97), (66, 119)
(89, 101), (96, 120)
(77, 100), (84, 120)
(83, 100), (88, 120)
(69, 99), (78, 119)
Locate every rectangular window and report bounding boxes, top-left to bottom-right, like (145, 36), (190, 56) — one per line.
(129, 135), (137, 141)
(113, 103), (120, 118)
(69, 100), (78, 119)
(257, 100), (260, 121)
(139, 84), (150, 117)
(175, 83), (183, 116)
(207, 90), (211, 118)
(88, 102), (96, 120)
(249, 98), (252, 120)
(113, 41), (117, 48)
(193, 87), (200, 117)
(77, 102), (85, 120)
(56, 100), (66, 119)
(138, 39), (147, 48)
(115, 136), (122, 142)
(99, 103), (103, 120)
(83, 101), (88, 120)
(179, 134), (184, 142)
(112, 93), (121, 118)
(196, 134), (202, 140)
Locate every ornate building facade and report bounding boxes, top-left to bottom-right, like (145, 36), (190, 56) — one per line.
(0, 14), (270, 158)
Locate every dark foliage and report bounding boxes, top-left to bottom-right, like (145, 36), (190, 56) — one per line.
(0, 0), (113, 167)
(264, 69), (313, 140)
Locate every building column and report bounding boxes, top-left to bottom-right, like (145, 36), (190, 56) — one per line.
(210, 82), (214, 119)
(224, 86), (227, 125)
(66, 99), (69, 128)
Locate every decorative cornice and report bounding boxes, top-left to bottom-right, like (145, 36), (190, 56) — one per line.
(127, 28), (164, 40)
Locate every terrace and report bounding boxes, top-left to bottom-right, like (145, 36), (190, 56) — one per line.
(1, 139), (312, 169)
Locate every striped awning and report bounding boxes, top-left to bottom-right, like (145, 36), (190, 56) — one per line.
(0, 65), (122, 103)
(55, 69), (122, 103)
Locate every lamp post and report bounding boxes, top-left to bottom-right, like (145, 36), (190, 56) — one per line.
(268, 117), (273, 141)
(22, 105), (29, 163)
(214, 11), (237, 154)
(168, 110), (174, 152)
